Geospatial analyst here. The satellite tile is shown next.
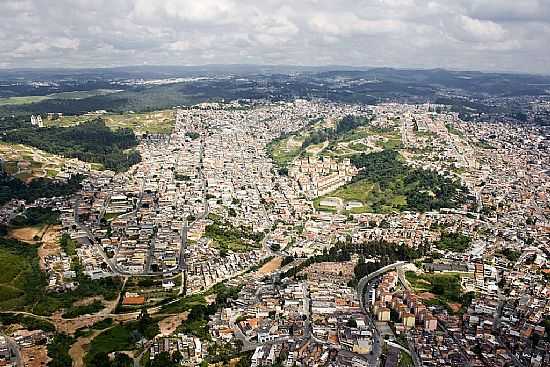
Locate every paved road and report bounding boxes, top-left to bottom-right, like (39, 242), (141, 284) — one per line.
(356, 261), (416, 367)
(1, 333), (23, 367)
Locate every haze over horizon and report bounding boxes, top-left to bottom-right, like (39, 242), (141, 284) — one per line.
(2, 0), (550, 74)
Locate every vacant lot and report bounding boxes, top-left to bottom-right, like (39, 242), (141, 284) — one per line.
(8, 226), (46, 243)
(257, 256), (283, 274)
(405, 271), (473, 314)
(268, 135), (304, 167)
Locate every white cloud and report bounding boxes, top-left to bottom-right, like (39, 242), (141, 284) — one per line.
(0, 0), (548, 73)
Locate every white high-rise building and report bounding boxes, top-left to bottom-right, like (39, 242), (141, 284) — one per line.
(30, 115), (43, 127)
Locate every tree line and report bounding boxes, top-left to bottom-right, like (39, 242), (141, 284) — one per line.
(0, 172), (83, 205)
(2, 118), (141, 172)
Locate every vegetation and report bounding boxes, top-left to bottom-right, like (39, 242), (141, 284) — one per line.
(0, 236), (122, 314)
(405, 271), (474, 314)
(0, 237), (45, 311)
(158, 293), (207, 314)
(147, 351), (182, 367)
(89, 352), (133, 367)
(86, 309), (159, 366)
(10, 207), (60, 227)
(85, 325), (135, 366)
(445, 123), (464, 137)
(205, 215), (264, 252)
(499, 248), (521, 262)
(0, 312), (55, 332)
(321, 150), (469, 213)
(434, 232), (472, 253)
(2, 119), (141, 172)
(185, 131), (200, 140)
(0, 89), (122, 107)
(59, 233), (78, 256)
(398, 352), (414, 367)
(267, 115), (372, 167)
(62, 300), (104, 319)
(47, 334), (74, 367)
(266, 133), (303, 167)
(0, 172), (83, 205)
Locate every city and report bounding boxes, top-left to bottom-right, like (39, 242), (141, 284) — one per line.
(1, 1), (550, 366)
(1, 97), (548, 367)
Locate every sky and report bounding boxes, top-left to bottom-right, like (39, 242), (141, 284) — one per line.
(1, 0), (550, 74)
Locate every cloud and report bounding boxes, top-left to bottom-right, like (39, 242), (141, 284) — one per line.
(0, 0), (548, 73)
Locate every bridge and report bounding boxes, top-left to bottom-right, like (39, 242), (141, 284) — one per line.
(356, 261), (407, 313)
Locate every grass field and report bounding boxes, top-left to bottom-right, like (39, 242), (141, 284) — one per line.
(49, 109), (175, 134)
(267, 135), (304, 167)
(405, 271), (471, 314)
(0, 89), (122, 106)
(316, 180), (407, 214)
(0, 238), (41, 311)
(0, 141), (69, 180)
(85, 324), (135, 365)
(159, 293), (207, 314)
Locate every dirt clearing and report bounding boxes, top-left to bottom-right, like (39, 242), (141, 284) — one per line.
(8, 225), (46, 243)
(257, 257), (282, 274)
(159, 313), (188, 336)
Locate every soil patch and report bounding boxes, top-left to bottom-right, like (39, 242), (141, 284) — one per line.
(37, 225), (61, 270)
(69, 329), (103, 367)
(417, 292), (436, 301)
(448, 302), (462, 313)
(257, 257), (282, 274)
(8, 225), (46, 243)
(159, 313), (188, 336)
(21, 345), (49, 367)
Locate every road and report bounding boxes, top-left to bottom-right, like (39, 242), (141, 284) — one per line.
(1, 333), (23, 367)
(355, 261), (418, 367)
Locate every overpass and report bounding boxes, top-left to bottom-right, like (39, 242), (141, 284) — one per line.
(356, 261), (407, 313)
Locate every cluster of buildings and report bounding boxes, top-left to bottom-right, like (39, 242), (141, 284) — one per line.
(149, 334), (204, 365)
(289, 156), (356, 199)
(30, 115), (43, 127)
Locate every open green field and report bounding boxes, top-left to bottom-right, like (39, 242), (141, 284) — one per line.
(85, 324), (135, 365)
(317, 180), (408, 214)
(0, 238), (41, 311)
(204, 215), (263, 253)
(267, 135), (304, 167)
(0, 95), (49, 106)
(0, 141), (68, 180)
(0, 89), (122, 106)
(47, 109), (175, 134)
(405, 271), (474, 314)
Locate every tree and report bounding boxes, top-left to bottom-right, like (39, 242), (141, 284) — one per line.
(346, 318), (357, 328)
(112, 353), (133, 367)
(88, 352), (111, 367)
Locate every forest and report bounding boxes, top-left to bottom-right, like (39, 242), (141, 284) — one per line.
(2, 118), (141, 172)
(0, 172), (83, 205)
(301, 115), (369, 149)
(350, 150), (469, 212)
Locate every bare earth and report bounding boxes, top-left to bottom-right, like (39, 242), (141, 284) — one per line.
(8, 225), (46, 243)
(72, 296), (104, 308)
(159, 313), (188, 336)
(257, 256), (283, 274)
(37, 225), (61, 270)
(69, 329), (103, 367)
(448, 303), (462, 313)
(21, 345), (49, 367)
(417, 292), (436, 300)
